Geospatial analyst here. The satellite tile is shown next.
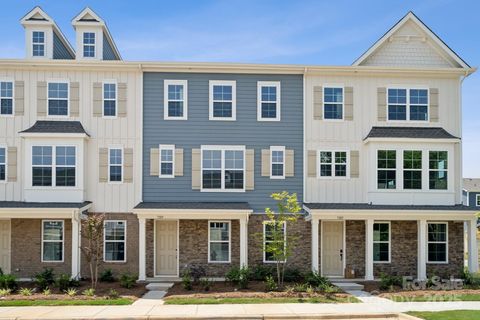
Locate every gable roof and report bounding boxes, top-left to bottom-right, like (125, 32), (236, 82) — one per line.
(364, 126), (459, 140)
(353, 11), (470, 69)
(463, 178), (480, 192)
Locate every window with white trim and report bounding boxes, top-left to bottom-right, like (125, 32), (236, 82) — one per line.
(55, 146), (76, 186)
(103, 83), (116, 117)
(323, 87), (343, 120)
(209, 81), (236, 120)
(164, 80), (187, 120)
(429, 151), (448, 190)
(0, 147), (5, 181)
(159, 145), (175, 178)
(32, 146), (76, 187)
(263, 221), (286, 263)
(387, 88), (428, 121)
(270, 146), (285, 179)
(258, 81), (280, 121)
(209, 221), (230, 263)
(202, 146), (244, 191)
(0, 81), (13, 115)
(32, 31), (45, 57)
(373, 222), (390, 263)
(319, 151), (347, 177)
(104, 220), (126, 262)
(109, 148), (122, 182)
(476, 194), (480, 207)
(427, 223), (447, 263)
(42, 220), (64, 262)
(403, 150), (422, 190)
(377, 150), (396, 189)
(48, 82), (69, 116)
(83, 32), (95, 58)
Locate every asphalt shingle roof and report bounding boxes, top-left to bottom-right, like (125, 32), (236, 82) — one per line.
(20, 121), (89, 136)
(135, 202), (251, 210)
(364, 127), (458, 140)
(304, 203), (474, 211)
(463, 178), (480, 192)
(0, 201), (91, 209)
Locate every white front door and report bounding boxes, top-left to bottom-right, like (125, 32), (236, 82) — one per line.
(0, 220), (11, 274)
(155, 220), (178, 276)
(322, 221), (344, 277)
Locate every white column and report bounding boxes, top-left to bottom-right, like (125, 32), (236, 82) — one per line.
(417, 219), (427, 280)
(138, 217), (147, 281)
(311, 218), (319, 272)
(467, 219), (479, 273)
(365, 219), (374, 280)
(239, 218), (248, 267)
(71, 217), (80, 279)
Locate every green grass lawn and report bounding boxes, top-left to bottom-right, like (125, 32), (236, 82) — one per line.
(388, 294), (480, 302)
(0, 298), (133, 307)
(408, 310), (480, 320)
(164, 296), (359, 304)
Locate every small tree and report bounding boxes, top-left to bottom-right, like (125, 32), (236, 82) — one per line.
(261, 191), (301, 289)
(80, 214), (105, 288)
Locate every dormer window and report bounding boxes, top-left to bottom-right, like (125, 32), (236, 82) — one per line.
(83, 32), (95, 58)
(32, 31), (45, 57)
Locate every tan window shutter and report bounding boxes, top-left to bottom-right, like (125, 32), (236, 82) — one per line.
(7, 147), (17, 182)
(344, 86), (353, 121)
(261, 149), (270, 177)
(285, 149), (294, 177)
(245, 149), (254, 190)
(93, 82), (103, 117)
(175, 148), (184, 176)
(350, 150), (359, 178)
(192, 148), (201, 190)
(377, 87), (387, 121)
(150, 148), (159, 176)
(70, 82), (80, 117)
(123, 148), (133, 183)
(99, 148), (108, 183)
(14, 81), (24, 116)
(429, 88), (439, 122)
(37, 81), (47, 117)
(313, 86), (323, 120)
(118, 83), (127, 117)
(307, 150), (317, 177)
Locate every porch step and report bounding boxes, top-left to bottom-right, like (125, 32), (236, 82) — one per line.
(146, 277), (181, 283)
(146, 282), (174, 291)
(332, 282), (364, 291)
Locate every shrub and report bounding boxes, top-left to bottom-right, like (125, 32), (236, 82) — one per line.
(181, 270), (193, 290)
(100, 269), (115, 282)
(304, 271), (329, 287)
(264, 275), (277, 292)
(82, 288), (95, 297)
(225, 266), (250, 289)
(107, 288), (119, 299)
(119, 272), (137, 289)
(0, 288), (11, 296)
(283, 268), (303, 283)
(251, 265), (275, 281)
(200, 277), (213, 291)
(43, 288), (51, 296)
(19, 287), (34, 296)
(379, 273), (402, 291)
(0, 273), (18, 290)
(34, 268), (55, 290)
(189, 265), (206, 283)
(65, 288), (77, 297)
(55, 274), (79, 292)
(290, 282), (309, 292)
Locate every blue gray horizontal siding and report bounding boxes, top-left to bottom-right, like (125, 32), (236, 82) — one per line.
(143, 72), (303, 212)
(467, 192), (480, 208)
(103, 33), (118, 60)
(53, 31), (74, 60)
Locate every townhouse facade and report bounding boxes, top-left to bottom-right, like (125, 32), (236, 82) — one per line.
(0, 7), (477, 282)
(463, 178), (480, 209)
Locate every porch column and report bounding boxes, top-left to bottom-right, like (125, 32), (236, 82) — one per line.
(239, 217), (248, 267)
(365, 219), (374, 280)
(417, 219), (427, 280)
(311, 218), (319, 272)
(467, 218), (479, 273)
(71, 217), (80, 279)
(138, 217), (146, 281)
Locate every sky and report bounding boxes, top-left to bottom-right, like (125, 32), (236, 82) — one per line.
(1, 0), (479, 177)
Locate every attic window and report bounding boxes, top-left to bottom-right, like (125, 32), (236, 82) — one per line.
(32, 31), (45, 57)
(83, 32), (95, 58)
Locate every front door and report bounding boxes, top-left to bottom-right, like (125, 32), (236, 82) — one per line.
(0, 220), (10, 274)
(322, 221), (344, 277)
(155, 220), (178, 276)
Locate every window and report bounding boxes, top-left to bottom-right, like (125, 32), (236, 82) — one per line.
(270, 146), (285, 179)
(32, 146), (76, 187)
(164, 80), (187, 120)
(104, 220), (126, 262)
(32, 31), (45, 57)
(209, 81), (236, 120)
(403, 150), (422, 190)
(0, 148), (5, 181)
(202, 146), (244, 191)
(263, 221), (286, 263)
(427, 223), (448, 263)
(42, 220), (63, 262)
(323, 87), (343, 120)
(319, 151), (347, 178)
(377, 150), (396, 189)
(109, 148), (122, 182)
(48, 82), (69, 116)
(429, 151), (448, 190)
(103, 83), (116, 117)
(258, 81), (280, 121)
(387, 88), (428, 121)
(373, 223), (390, 263)
(208, 221), (230, 263)
(83, 32), (95, 58)
(0, 82), (13, 115)
(159, 145), (175, 178)
(477, 194), (480, 207)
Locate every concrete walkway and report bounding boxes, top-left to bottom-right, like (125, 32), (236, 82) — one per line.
(0, 301), (478, 319)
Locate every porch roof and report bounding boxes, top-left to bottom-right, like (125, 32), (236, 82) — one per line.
(304, 203), (475, 211)
(0, 201), (91, 219)
(0, 201), (91, 209)
(134, 202), (251, 210)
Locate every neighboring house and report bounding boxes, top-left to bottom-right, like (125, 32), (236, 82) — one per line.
(0, 7), (477, 281)
(463, 178), (480, 209)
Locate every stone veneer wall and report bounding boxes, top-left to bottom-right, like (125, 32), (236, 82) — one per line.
(345, 220), (365, 277)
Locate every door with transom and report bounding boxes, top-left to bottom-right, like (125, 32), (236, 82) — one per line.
(155, 220), (178, 276)
(322, 221), (344, 277)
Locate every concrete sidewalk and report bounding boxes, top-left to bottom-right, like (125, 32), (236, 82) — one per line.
(0, 301), (478, 319)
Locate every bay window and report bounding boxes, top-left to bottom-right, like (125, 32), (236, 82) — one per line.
(377, 150), (396, 189)
(403, 150), (422, 189)
(429, 151), (448, 190)
(32, 146), (76, 187)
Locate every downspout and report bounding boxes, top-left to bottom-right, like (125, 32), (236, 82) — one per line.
(303, 67), (307, 211)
